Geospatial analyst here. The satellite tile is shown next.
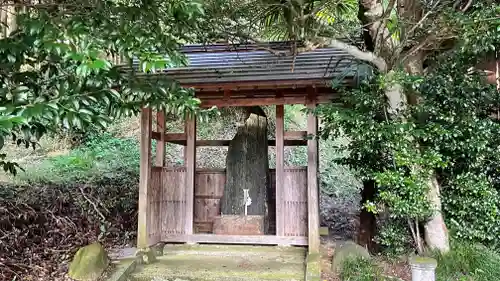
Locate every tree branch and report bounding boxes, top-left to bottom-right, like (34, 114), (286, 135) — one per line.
(325, 38), (387, 72)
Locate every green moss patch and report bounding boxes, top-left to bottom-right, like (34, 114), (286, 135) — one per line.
(68, 242), (110, 281)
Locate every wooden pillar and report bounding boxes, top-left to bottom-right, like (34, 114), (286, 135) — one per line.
(185, 112), (196, 236)
(275, 105), (285, 237)
(155, 110), (166, 167)
(138, 107), (152, 249)
(307, 102), (320, 253)
(183, 121), (188, 165)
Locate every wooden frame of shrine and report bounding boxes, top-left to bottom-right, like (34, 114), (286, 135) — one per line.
(136, 42), (361, 254)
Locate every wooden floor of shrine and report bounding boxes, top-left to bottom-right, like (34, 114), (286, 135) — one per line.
(126, 244), (307, 281)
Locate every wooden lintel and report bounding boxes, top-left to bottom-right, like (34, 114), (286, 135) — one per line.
(164, 139), (307, 146)
(151, 132), (187, 141)
(284, 131), (307, 140)
(200, 95), (336, 108)
(223, 89), (231, 100)
(162, 234), (308, 246)
(154, 166), (307, 173)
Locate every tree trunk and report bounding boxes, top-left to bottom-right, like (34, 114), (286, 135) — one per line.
(220, 107), (271, 234)
(357, 180), (378, 252)
(353, 0), (451, 254)
(405, 55), (450, 253)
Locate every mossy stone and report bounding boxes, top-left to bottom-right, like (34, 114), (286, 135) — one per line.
(331, 241), (370, 274)
(68, 242), (110, 281)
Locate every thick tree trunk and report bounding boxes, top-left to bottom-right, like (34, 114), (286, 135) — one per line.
(352, 0), (451, 254)
(220, 107), (271, 233)
(424, 175), (450, 252)
(405, 55), (450, 253)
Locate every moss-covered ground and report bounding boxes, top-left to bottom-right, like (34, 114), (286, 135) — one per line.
(127, 244), (307, 281)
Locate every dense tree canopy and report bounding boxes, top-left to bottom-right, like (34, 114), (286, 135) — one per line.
(0, 0), (214, 173)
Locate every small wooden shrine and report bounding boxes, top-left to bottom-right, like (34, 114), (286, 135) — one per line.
(136, 41), (361, 254)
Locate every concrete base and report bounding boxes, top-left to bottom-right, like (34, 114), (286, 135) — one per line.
(305, 253), (321, 281)
(213, 215), (265, 235)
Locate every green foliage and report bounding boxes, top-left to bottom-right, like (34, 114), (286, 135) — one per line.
(374, 220), (413, 257)
(0, 0), (216, 173)
(314, 1), (500, 252)
(19, 133), (140, 183)
(316, 75), (442, 253)
(340, 257), (389, 281)
(443, 174), (500, 246)
(433, 241), (500, 281)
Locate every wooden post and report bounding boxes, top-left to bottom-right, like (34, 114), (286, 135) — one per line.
(155, 110), (166, 167)
(307, 102), (320, 254)
(138, 107), (152, 249)
(185, 112), (196, 236)
(275, 105), (285, 238)
(183, 121), (188, 165)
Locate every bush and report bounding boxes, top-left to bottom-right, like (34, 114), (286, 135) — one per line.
(433, 241), (500, 281)
(1, 130), (142, 280)
(17, 133), (141, 184)
(340, 256), (390, 281)
(443, 173), (500, 248)
(374, 219), (413, 257)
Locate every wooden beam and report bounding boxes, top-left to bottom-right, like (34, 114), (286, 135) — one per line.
(155, 110), (166, 167)
(162, 234), (308, 246)
(200, 95), (337, 108)
(138, 107), (152, 249)
(151, 132), (186, 141)
(184, 113), (196, 235)
(178, 77), (355, 90)
(157, 166), (307, 174)
(307, 102), (320, 254)
(275, 105), (285, 237)
(164, 139), (307, 146)
(284, 131), (307, 140)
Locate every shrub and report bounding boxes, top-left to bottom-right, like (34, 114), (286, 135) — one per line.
(434, 241), (500, 281)
(17, 133), (141, 184)
(442, 173), (500, 248)
(340, 256), (389, 281)
(374, 219), (413, 257)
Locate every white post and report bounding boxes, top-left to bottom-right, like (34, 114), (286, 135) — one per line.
(410, 256), (437, 281)
(243, 189), (251, 216)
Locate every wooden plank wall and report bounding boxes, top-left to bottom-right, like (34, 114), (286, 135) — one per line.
(270, 168), (308, 237)
(161, 167), (187, 235)
(156, 167), (307, 237)
(149, 167), (163, 243)
(283, 168), (308, 236)
(194, 169), (225, 233)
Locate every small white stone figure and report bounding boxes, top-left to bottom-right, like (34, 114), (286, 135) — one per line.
(243, 189), (252, 216)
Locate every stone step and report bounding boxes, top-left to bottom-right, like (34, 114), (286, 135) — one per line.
(163, 244), (306, 259)
(129, 253), (305, 281)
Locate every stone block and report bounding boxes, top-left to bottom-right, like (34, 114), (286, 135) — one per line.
(213, 215), (264, 235)
(331, 240), (371, 274)
(68, 242), (109, 281)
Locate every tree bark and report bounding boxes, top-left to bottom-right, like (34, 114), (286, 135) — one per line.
(220, 106), (271, 233)
(351, 0), (451, 253)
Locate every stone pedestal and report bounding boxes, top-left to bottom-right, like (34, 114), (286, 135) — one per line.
(410, 256), (438, 281)
(213, 215), (264, 235)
